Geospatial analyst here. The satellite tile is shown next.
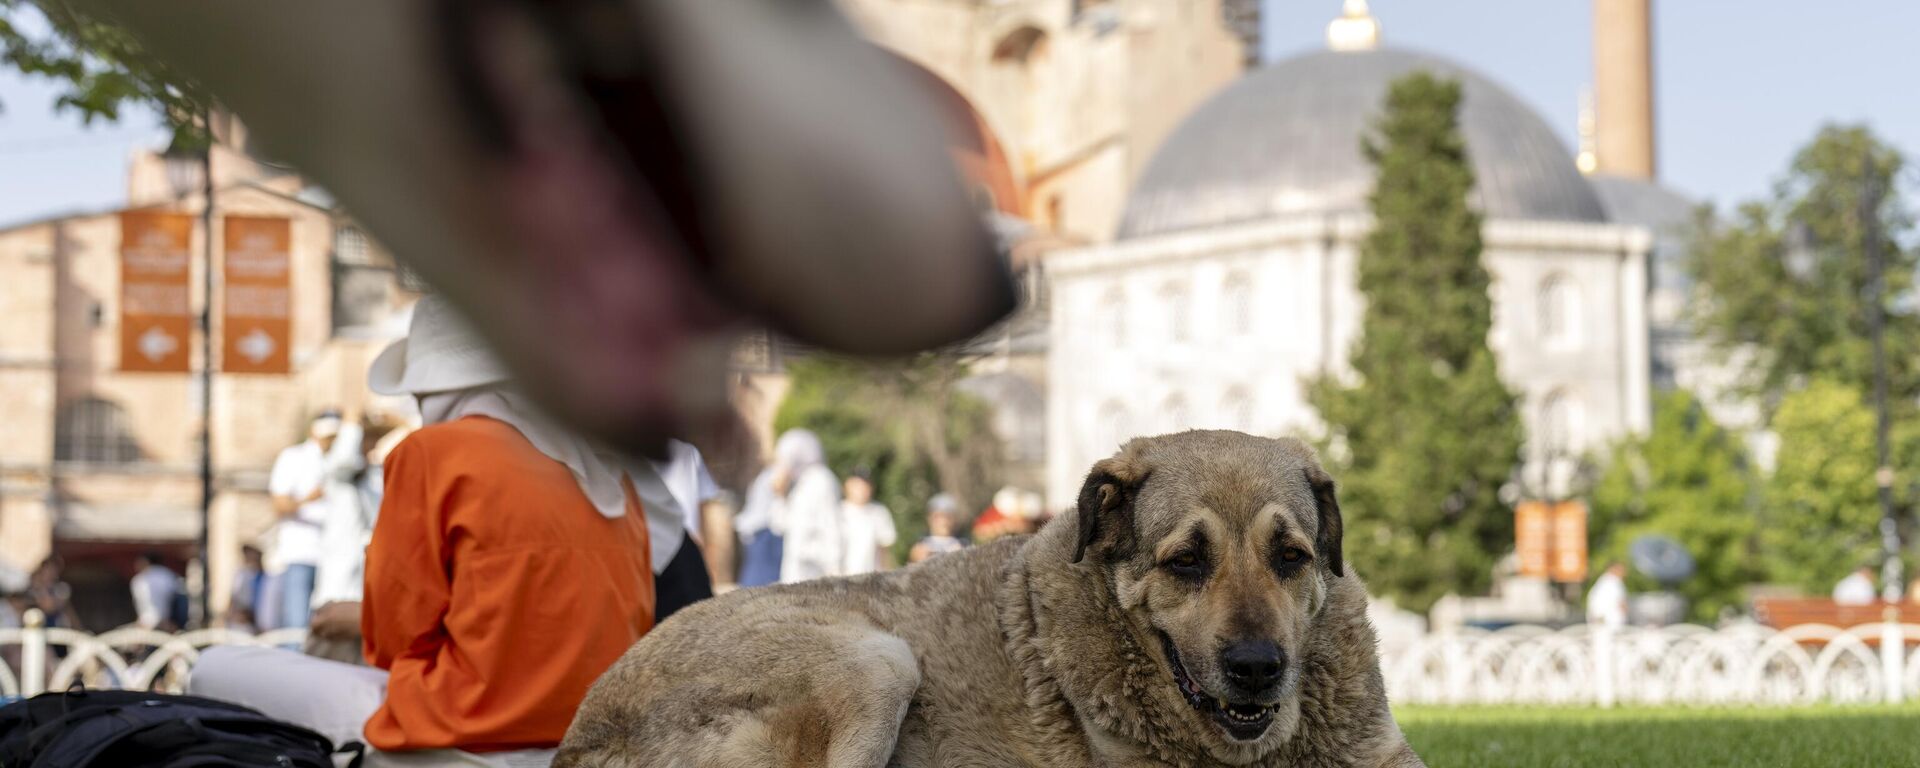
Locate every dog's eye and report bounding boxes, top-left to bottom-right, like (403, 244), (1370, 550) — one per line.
(1280, 547), (1308, 564)
(1164, 551), (1205, 577)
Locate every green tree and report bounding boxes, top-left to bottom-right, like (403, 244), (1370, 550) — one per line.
(774, 355), (1003, 561)
(1, 0), (208, 142)
(1589, 390), (1757, 622)
(1307, 72), (1524, 613)
(1687, 125), (1917, 408)
(1761, 379), (1920, 594)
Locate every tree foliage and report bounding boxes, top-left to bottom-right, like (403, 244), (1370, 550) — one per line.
(1307, 73), (1525, 614)
(1, 0), (208, 143)
(1686, 125), (1918, 408)
(1589, 390), (1757, 622)
(1761, 379), (1920, 594)
(774, 355), (1003, 560)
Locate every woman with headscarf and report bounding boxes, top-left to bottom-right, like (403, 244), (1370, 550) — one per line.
(192, 295), (668, 766)
(766, 430), (842, 584)
(733, 429), (841, 586)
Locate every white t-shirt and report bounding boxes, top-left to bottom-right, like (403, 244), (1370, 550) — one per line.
(1833, 572), (1876, 605)
(1586, 572), (1627, 628)
(651, 440), (721, 544)
(131, 564), (182, 629)
(269, 429), (363, 570)
(840, 501), (897, 575)
(772, 466), (842, 583)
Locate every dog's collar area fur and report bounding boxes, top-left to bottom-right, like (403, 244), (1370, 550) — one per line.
(1155, 631), (1278, 741)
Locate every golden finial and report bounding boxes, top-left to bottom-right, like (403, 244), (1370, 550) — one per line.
(1328, 0), (1381, 52)
(1576, 87), (1598, 175)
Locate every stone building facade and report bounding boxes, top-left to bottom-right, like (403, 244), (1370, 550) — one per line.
(0, 145), (412, 628)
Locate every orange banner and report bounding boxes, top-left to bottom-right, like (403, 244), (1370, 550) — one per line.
(1550, 500), (1590, 583)
(119, 211), (194, 373)
(1515, 501), (1552, 579)
(221, 216), (292, 374)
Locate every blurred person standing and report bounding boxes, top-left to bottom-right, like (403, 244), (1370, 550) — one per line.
(227, 545), (267, 632)
(193, 294), (656, 762)
(733, 468), (784, 588)
(909, 494), (967, 565)
(767, 430), (842, 584)
(130, 551), (183, 632)
(971, 486), (1031, 544)
(1586, 562), (1629, 629)
(650, 438), (722, 620)
(28, 557), (74, 629)
(267, 410), (362, 630)
(1833, 566), (1877, 606)
(313, 414), (374, 613)
(839, 468), (897, 575)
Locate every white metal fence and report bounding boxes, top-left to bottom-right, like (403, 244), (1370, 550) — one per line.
(5, 609), (1918, 707)
(0, 610), (306, 698)
(1380, 621), (1920, 706)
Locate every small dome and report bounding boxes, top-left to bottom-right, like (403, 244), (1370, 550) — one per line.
(1118, 48), (1607, 239)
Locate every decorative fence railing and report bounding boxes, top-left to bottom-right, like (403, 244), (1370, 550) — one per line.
(6, 608), (1918, 707)
(1380, 620), (1920, 706)
(0, 611), (306, 697)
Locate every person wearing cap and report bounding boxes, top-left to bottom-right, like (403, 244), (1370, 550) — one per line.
(193, 295), (663, 764)
(909, 493), (968, 564)
(267, 409), (363, 631)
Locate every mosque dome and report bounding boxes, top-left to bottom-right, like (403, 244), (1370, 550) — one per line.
(1118, 47), (1608, 239)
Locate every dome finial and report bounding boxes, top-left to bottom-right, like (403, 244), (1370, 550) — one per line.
(1575, 87), (1598, 174)
(1327, 0), (1380, 52)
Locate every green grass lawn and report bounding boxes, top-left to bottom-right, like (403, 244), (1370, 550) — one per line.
(1396, 704), (1920, 767)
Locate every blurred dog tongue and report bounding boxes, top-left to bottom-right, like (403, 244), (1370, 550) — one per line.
(77, 0), (1016, 455)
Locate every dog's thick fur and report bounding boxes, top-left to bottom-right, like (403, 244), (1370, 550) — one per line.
(558, 432), (1422, 767)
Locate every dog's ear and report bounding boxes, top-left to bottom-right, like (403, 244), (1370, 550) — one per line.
(1304, 464), (1344, 578)
(1073, 449), (1147, 564)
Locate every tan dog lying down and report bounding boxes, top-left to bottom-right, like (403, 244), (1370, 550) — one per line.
(558, 431), (1423, 767)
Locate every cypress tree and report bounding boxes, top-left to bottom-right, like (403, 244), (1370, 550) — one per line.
(1307, 72), (1525, 613)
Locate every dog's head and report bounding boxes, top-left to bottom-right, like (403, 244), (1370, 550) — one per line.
(1073, 431), (1343, 752)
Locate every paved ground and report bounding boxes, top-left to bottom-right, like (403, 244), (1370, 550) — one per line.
(1396, 703), (1920, 767)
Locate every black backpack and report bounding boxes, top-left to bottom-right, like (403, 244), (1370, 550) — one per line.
(0, 688), (363, 768)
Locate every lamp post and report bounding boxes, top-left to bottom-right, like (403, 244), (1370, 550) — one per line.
(1862, 156), (1901, 603)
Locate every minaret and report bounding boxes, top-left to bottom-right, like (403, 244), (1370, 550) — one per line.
(1326, 0), (1380, 52)
(1592, 0), (1655, 178)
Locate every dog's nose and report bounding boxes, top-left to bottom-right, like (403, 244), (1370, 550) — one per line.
(1220, 640), (1284, 695)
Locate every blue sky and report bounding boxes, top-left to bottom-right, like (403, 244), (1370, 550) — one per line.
(2, 1), (1916, 227)
(1263, 1), (1920, 207)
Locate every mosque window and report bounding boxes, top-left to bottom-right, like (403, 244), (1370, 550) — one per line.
(991, 27), (1049, 66)
(1223, 272), (1252, 335)
(1163, 281), (1191, 342)
(1538, 390), (1582, 455)
(1098, 285), (1126, 344)
(1098, 401), (1131, 453)
(1221, 387), (1253, 432)
(1161, 394), (1190, 434)
(1539, 274), (1581, 348)
(55, 396), (146, 465)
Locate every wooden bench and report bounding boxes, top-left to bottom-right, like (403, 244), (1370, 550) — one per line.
(1752, 597), (1917, 629)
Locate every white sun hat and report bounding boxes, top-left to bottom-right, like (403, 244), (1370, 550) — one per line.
(368, 295), (511, 397)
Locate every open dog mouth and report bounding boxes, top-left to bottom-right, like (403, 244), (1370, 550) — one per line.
(1156, 632), (1277, 741)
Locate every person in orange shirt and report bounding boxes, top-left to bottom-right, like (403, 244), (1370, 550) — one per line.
(193, 295), (667, 766)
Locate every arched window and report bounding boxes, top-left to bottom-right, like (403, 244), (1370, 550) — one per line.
(1161, 394), (1190, 434)
(1538, 390), (1583, 455)
(1097, 401), (1131, 454)
(55, 397), (145, 464)
(1097, 285), (1127, 344)
(1220, 387), (1254, 432)
(1163, 281), (1191, 342)
(991, 26), (1050, 65)
(1538, 274), (1581, 347)
(1222, 272), (1252, 336)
